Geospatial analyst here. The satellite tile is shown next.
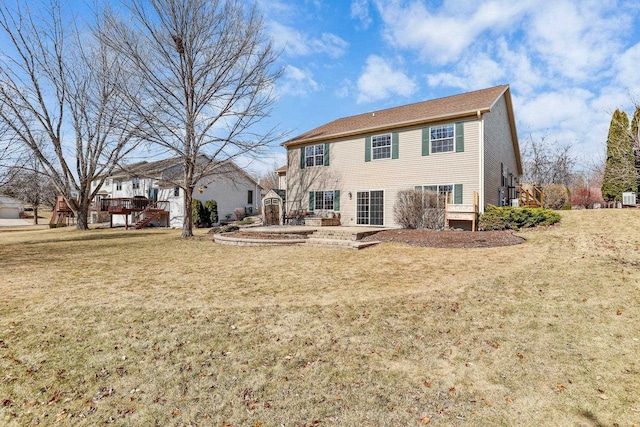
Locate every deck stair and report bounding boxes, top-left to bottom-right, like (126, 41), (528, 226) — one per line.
(132, 201), (170, 229)
(306, 228), (381, 250)
(518, 186), (544, 208)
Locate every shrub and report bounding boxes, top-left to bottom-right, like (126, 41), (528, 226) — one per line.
(393, 189), (445, 229)
(234, 207), (246, 221)
(543, 184), (569, 210)
(205, 200), (218, 225)
(571, 187), (604, 209)
(478, 205), (561, 231)
(192, 199), (205, 227)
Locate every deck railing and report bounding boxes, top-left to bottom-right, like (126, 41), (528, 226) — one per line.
(92, 197), (152, 213)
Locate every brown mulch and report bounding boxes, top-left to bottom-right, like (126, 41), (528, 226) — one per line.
(361, 229), (525, 248)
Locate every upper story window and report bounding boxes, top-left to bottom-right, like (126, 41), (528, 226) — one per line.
(430, 124), (454, 153)
(247, 190), (254, 204)
(174, 186), (180, 197)
(132, 177), (140, 189)
(372, 134), (391, 160)
(115, 179), (122, 191)
(305, 144), (324, 167)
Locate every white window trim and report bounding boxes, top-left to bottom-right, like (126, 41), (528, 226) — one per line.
(371, 133), (391, 161)
(421, 183), (455, 206)
(354, 188), (385, 226)
(305, 144), (325, 168)
(313, 190), (335, 211)
(430, 124), (455, 154)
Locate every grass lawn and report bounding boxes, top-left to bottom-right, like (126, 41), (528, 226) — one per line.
(0, 210), (639, 426)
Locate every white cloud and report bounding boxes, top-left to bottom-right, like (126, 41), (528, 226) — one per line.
(524, 0), (630, 82)
(357, 55), (417, 103)
(427, 53), (505, 90)
(278, 65), (319, 97)
(350, 0), (372, 29)
(268, 22), (348, 58)
(373, 0), (533, 64)
(614, 42), (640, 90)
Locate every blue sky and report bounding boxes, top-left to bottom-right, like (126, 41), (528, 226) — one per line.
(4, 0), (639, 179)
(248, 0), (640, 178)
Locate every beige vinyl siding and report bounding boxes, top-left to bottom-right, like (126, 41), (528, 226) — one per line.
(287, 119), (481, 227)
(483, 94), (519, 208)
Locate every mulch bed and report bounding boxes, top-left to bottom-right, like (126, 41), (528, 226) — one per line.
(361, 229), (525, 248)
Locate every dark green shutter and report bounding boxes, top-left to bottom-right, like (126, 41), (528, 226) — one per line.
(454, 184), (463, 204)
(300, 147), (306, 169)
(365, 136), (371, 162)
(455, 122), (464, 152)
(334, 190), (340, 211)
(422, 128), (430, 156)
(309, 191), (315, 211)
(324, 143), (330, 166)
(392, 132), (399, 159)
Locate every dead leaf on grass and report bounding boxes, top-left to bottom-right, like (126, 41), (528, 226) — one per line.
(420, 416), (431, 424)
(517, 352), (524, 359)
(423, 380), (430, 387)
(616, 309), (623, 315)
(556, 384), (565, 392)
(505, 396), (513, 403)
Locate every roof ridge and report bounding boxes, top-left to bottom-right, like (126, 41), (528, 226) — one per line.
(330, 84), (508, 123)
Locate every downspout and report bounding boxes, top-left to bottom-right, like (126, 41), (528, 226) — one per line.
(477, 110), (485, 214)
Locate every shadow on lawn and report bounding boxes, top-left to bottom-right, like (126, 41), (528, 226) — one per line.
(6, 230), (168, 247)
(579, 409), (607, 427)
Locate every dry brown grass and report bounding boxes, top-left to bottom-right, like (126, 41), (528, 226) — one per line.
(1, 210), (639, 426)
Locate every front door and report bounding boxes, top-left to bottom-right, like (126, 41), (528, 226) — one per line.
(356, 190), (384, 225)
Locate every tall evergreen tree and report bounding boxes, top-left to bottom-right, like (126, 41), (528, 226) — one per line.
(601, 109), (636, 201)
(631, 106), (640, 192)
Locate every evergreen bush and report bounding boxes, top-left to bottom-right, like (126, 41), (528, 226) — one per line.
(478, 205), (560, 231)
(205, 200), (218, 225)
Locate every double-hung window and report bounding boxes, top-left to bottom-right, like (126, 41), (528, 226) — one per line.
(115, 180), (122, 191)
(314, 190), (334, 210)
(305, 144), (324, 167)
(430, 124), (454, 153)
(372, 134), (391, 160)
(132, 177), (140, 190)
(422, 184), (454, 207)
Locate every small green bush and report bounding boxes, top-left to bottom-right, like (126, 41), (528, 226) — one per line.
(205, 200), (218, 225)
(478, 205), (560, 231)
(192, 199), (205, 227)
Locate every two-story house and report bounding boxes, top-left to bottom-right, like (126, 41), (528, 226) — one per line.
(91, 157), (261, 228)
(282, 84), (522, 228)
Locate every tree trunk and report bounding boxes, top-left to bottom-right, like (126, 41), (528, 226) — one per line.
(181, 187), (194, 238)
(33, 205), (38, 225)
(75, 198), (90, 230)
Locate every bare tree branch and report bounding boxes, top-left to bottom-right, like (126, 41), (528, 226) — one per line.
(99, 0), (283, 237)
(0, 0), (144, 229)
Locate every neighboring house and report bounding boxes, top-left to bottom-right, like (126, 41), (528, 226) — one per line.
(91, 157), (261, 228)
(275, 164), (287, 190)
(0, 195), (24, 219)
(282, 84), (522, 228)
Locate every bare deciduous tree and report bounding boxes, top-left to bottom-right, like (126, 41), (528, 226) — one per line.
(0, 1), (144, 229)
(258, 169), (280, 191)
(100, 0), (282, 237)
(1, 157), (58, 224)
(522, 135), (576, 187)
